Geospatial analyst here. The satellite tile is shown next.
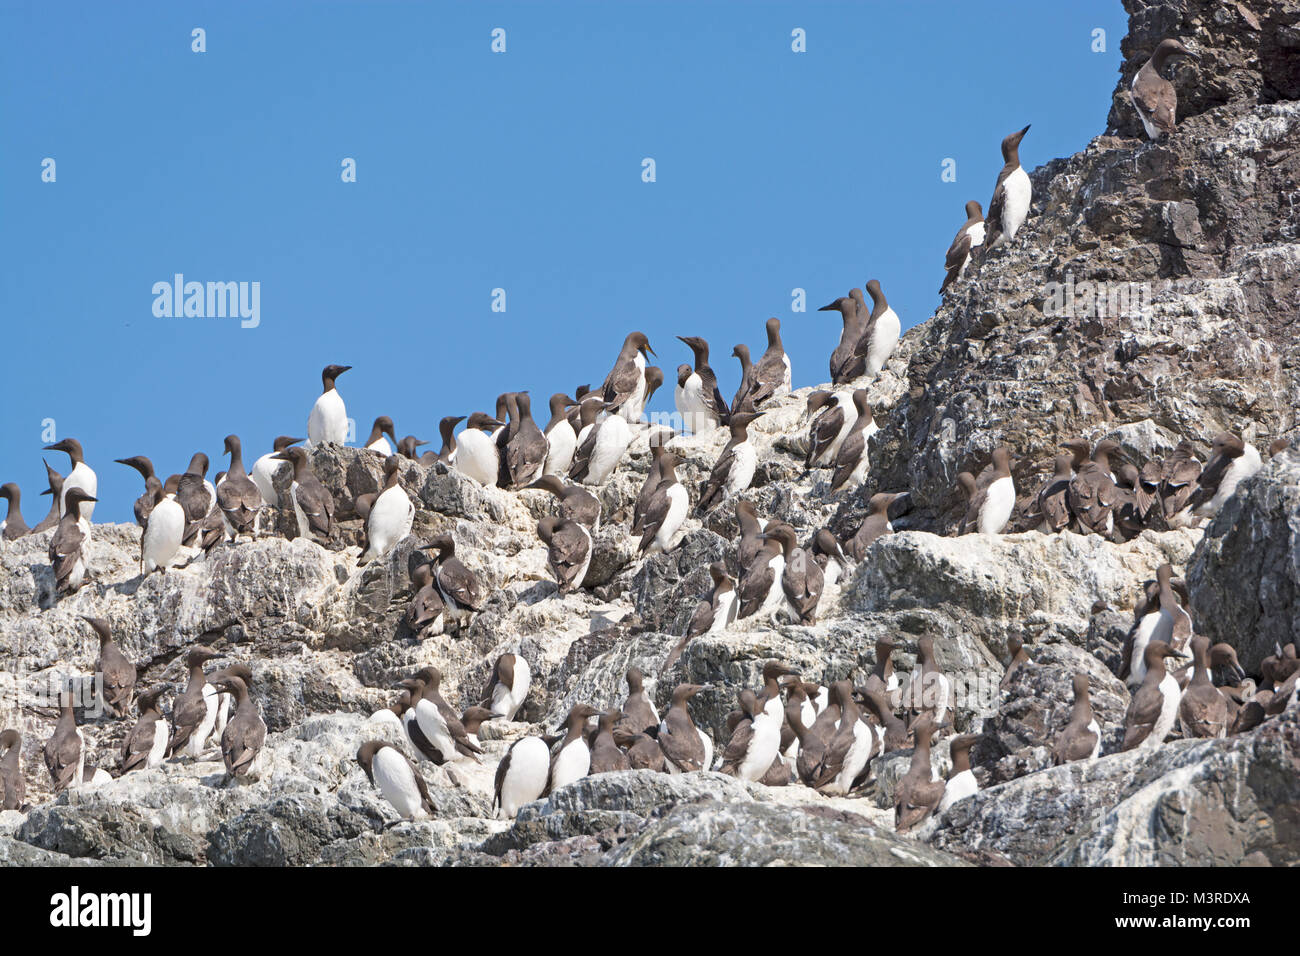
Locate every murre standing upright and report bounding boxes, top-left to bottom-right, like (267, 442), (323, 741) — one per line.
(940, 201), (986, 293)
(696, 412), (760, 515)
(637, 452), (688, 556)
(674, 335), (730, 434)
(1130, 39), (1199, 139)
(936, 733), (980, 814)
(894, 714), (945, 833)
(658, 683), (711, 773)
(541, 393), (579, 477)
(356, 740), (434, 820)
(856, 280), (900, 380)
(549, 704), (599, 790)
(804, 389), (858, 471)
(1122, 642), (1186, 751)
(212, 673), (267, 778)
(763, 524), (825, 625)
(1052, 672), (1102, 763)
(32, 460), (64, 534)
(359, 456), (414, 565)
(663, 561), (736, 672)
(601, 332), (657, 423)
(1178, 635), (1230, 739)
(168, 648), (221, 759)
(44, 438), (97, 523)
(273, 446), (335, 543)
(307, 364), (351, 445)
(847, 492), (907, 560)
(454, 412), (507, 487)
(503, 393), (549, 489)
(816, 294), (868, 384)
(493, 735), (551, 818)
(960, 446), (1015, 534)
(481, 653), (531, 721)
(43, 681), (85, 794)
(141, 475), (185, 574)
(737, 318), (791, 409)
(121, 686), (170, 774)
(829, 390), (875, 493)
(984, 125), (1032, 250)
(114, 457), (161, 529)
(422, 534), (483, 630)
(0, 730), (24, 809)
(85, 616), (136, 718)
(217, 435), (264, 539)
(49, 488), (97, 596)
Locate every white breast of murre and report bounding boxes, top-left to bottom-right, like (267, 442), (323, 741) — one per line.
(1148, 674), (1181, 747)
(496, 737), (550, 818)
(759, 553), (787, 618)
(724, 441), (757, 496)
(363, 485), (415, 562)
(551, 737), (591, 789)
(62, 463), (98, 522)
(587, 416), (631, 485)
(308, 388), (348, 445)
(1085, 718), (1102, 759)
(373, 746), (427, 819)
(1207, 444), (1263, 515)
(779, 353), (793, 393)
(978, 475), (1015, 534)
(455, 429), (499, 486)
(618, 354), (648, 423)
(865, 308), (900, 378)
(189, 684), (219, 758)
(1128, 613), (1160, 687)
(709, 589), (737, 633)
(737, 709), (781, 782)
(142, 496), (185, 572)
(543, 421), (577, 477)
(676, 373), (706, 434)
(289, 481), (311, 539)
(250, 454), (286, 506)
(1000, 166), (1032, 242)
(826, 721), (873, 795)
(937, 768), (978, 814)
(492, 657), (531, 720)
(146, 721), (169, 768)
(828, 393), (859, 459)
(413, 699), (455, 759)
(647, 484), (688, 555)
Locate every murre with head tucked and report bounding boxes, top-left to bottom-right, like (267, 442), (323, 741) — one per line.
(804, 389), (858, 471)
(1130, 38), (1199, 139)
(307, 364), (351, 445)
(481, 653), (531, 721)
(0, 483), (29, 541)
(528, 474), (600, 531)
(272, 446), (335, 543)
(493, 735), (551, 818)
(538, 515), (592, 595)
(0, 730), (24, 810)
(894, 714), (945, 833)
(984, 125), (1032, 250)
(357, 740), (433, 820)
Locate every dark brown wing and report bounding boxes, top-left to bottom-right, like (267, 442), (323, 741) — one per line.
(1121, 684), (1164, 750)
(806, 406), (844, 468)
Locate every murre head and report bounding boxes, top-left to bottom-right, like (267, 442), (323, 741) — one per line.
(624, 331), (656, 359)
(321, 364), (352, 390)
(273, 435), (305, 452)
(1152, 38), (1199, 71)
(964, 200), (984, 221)
(1000, 125), (1031, 163)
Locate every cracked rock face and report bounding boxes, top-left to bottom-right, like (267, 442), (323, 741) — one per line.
(0, 0), (1298, 867)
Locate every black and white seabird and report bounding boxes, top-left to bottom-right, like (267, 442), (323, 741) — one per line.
(113, 457), (161, 529)
(209, 673), (265, 778)
(360, 456), (414, 565)
(363, 416), (397, 456)
(538, 515), (592, 595)
(816, 295), (868, 384)
(1033, 453), (1074, 533)
(168, 647), (221, 759)
(829, 390), (875, 493)
(0, 483), (29, 540)
(1154, 440), (1201, 528)
(43, 437), (97, 523)
(894, 715), (945, 833)
(959, 446), (1015, 534)
(735, 318), (791, 410)
(846, 491), (907, 560)
(696, 412), (760, 515)
(637, 452), (688, 555)
(856, 280), (901, 381)
(1052, 672), (1102, 764)
(49, 488), (96, 596)
(1178, 635), (1230, 739)
(588, 710), (632, 775)
(601, 332), (657, 423)
(549, 704), (600, 790)
(1067, 439), (1125, 536)
(272, 446), (335, 543)
(493, 735), (551, 818)
(408, 666), (485, 765)
(404, 563), (445, 636)
(984, 125), (1032, 250)
(541, 393), (579, 477)
(719, 689), (782, 783)
(905, 634), (952, 733)
(84, 616), (135, 718)
(735, 499), (767, 571)
(307, 364), (351, 445)
(1130, 39), (1199, 140)
(140, 474), (185, 574)
(737, 521), (787, 621)
(569, 402), (632, 486)
(761, 524), (824, 625)
(32, 460), (64, 534)
(357, 740), (433, 820)
(1190, 432), (1262, 519)
(176, 452), (216, 550)
(632, 444), (669, 539)
(421, 534), (483, 629)
(811, 681), (875, 795)
(936, 733), (980, 814)
(504, 393), (549, 489)
(249, 436), (304, 508)
(481, 653), (531, 721)
(730, 344), (754, 414)
(43, 682), (85, 794)
(1122, 642), (1186, 751)
(0, 730), (24, 810)
(614, 667), (661, 744)
(434, 417), (463, 465)
(528, 475), (601, 531)
(454, 411), (506, 487)
(940, 201), (986, 293)
(121, 686), (170, 774)
(663, 561), (736, 673)
(674, 335), (730, 434)
(658, 683), (711, 773)
(804, 389), (858, 471)
(216, 435), (264, 539)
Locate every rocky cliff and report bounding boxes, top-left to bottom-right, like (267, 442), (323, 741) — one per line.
(0, 0), (1297, 866)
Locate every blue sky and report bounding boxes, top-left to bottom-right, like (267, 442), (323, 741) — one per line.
(0, 1), (1127, 524)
